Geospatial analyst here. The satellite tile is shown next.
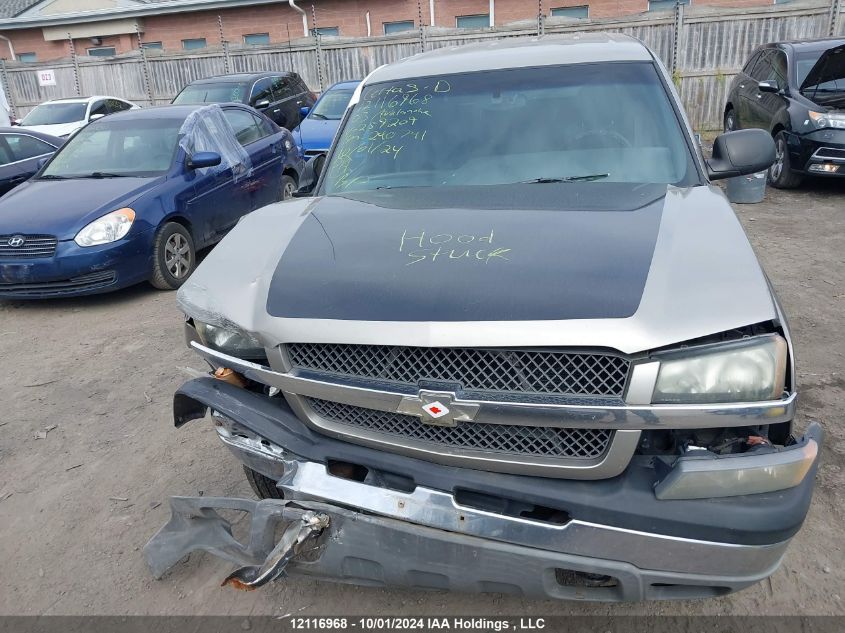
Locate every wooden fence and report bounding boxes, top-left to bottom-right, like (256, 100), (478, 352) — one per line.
(1, 0), (842, 130)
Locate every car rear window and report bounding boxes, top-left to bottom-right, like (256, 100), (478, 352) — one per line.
(173, 82), (250, 104)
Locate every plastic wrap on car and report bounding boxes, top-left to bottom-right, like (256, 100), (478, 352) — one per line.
(178, 104), (252, 183)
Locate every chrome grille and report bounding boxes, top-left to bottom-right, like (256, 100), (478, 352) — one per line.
(0, 234), (57, 258)
(306, 397), (613, 459)
(288, 344), (630, 398)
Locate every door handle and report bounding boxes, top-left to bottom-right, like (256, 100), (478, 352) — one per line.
(272, 108), (280, 113)
(756, 93), (762, 99)
(739, 84), (745, 88)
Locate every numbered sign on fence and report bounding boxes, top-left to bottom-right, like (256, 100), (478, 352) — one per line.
(37, 69), (56, 87)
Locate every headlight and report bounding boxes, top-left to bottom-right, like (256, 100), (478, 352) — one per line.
(195, 321), (265, 359)
(808, 110), (845, 130)
(74, 208), (135, 247)
(652, 335), (787, 404)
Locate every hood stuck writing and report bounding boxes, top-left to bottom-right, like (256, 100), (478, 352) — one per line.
(399, 229), (512, 265)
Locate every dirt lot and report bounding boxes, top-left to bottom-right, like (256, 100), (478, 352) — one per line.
(0, 180), (843, 617)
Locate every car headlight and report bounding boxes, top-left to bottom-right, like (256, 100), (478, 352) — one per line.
(652, 335), (787, 404)
(74, 208), (135, 247)
(808, 110), (845, 130)
(195, 321), (265, 359)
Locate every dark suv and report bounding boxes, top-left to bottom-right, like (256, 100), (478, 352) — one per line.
(725, 38), (845, 188)
(172, 72), (316, 131)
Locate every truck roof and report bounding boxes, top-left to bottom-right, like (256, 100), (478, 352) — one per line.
(367, 33), (654, 83)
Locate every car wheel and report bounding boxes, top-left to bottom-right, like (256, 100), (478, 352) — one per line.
(243, 465), (284, 499)
(149, 222), (196, 290)
(768, 131), (803, 189)
(281, 174), (297, 201)
(724, 107), (737, 132)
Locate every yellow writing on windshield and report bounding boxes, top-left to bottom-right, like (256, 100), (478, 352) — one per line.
(332, 80), (452, 190)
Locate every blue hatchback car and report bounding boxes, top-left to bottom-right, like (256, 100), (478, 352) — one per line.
(0, 103), (303, 298)
(291, 80), (360, 159)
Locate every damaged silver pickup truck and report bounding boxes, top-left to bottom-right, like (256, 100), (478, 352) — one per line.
(145, 34), (822, 601)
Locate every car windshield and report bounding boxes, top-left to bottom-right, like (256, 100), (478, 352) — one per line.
(310, 88), (356, 120)
(797, 50), (845, 96)
(20, 102), (87, 126)
(173, 82), (249, 104)
(41, 118), (182, 178)
(322, 62), (696, 194)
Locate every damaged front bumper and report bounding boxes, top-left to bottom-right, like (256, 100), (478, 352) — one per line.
(145, 377), (822, 601)
(145, 454), (798, 601)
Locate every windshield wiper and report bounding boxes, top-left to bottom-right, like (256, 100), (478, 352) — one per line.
(77, 172), (131, 179)
(37, 174), (67, 180)
(310, 113), (328, 120)
(520, 173), (609, 184)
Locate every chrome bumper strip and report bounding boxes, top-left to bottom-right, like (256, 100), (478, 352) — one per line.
(279, 459), (790, 577)
(191, 341), (797, 430)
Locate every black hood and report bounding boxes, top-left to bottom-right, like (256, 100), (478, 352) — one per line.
(800, 44), (845, 93)
(266, 184), (666, 322)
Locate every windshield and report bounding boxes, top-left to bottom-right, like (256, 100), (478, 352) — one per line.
(322, 62), (696, 194)
(21, 102), (87, 126)
(173, 82), (249, 104)
(310, 88), (356, 120)
(797, 50), (845, 98)
(41, 118), (182, 178)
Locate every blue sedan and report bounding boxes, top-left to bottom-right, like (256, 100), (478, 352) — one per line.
(0, 104), (303, 298)
(292, 80), (360, 159)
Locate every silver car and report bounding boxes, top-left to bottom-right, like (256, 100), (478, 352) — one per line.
(146, 33), (821, 601)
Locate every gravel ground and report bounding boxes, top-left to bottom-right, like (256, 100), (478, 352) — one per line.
(0, 179), (843, 617)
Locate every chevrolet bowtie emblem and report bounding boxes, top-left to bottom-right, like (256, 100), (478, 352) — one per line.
(396, 391), (479, 427)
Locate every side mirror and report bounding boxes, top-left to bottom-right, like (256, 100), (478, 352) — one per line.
(89, 113), (105, 122)
(300, 106), (310, 117)
(706, 129), (775, 181)
(293, 153), (326, 196)
(36, 157), (49, 170)
(757, 80), (780, 94)
(187, 151), (222, 169)
(254, 99), (271, 109)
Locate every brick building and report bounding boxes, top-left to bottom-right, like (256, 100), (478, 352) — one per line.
(0, 0), (786, 62)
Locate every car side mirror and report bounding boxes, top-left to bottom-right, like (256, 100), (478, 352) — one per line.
(706, 129), (776, 181)
(758, 80), (780, 94)
(89, 113), (105, 122)
(300, 106), (310, 117)
(187, 151), (222, 169)
(254, 99), (271, 109)
(293, 153), (326, 196)
(36, 156), (49, 170)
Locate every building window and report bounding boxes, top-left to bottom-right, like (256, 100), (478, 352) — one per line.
(244, 33), (270, 45)
(182, 38), (207, 50)
(311, 26), (339, 37)
(384, 20), (415, 34)
(456, 14), (490, 28)
(16, 52), (36, 62)
(773, 0), (791, 4)
(87, 46), (116, 56)
(141, 41), (163, 50)
(551, 5), (589, 18)
(648, 0), (689, 10)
